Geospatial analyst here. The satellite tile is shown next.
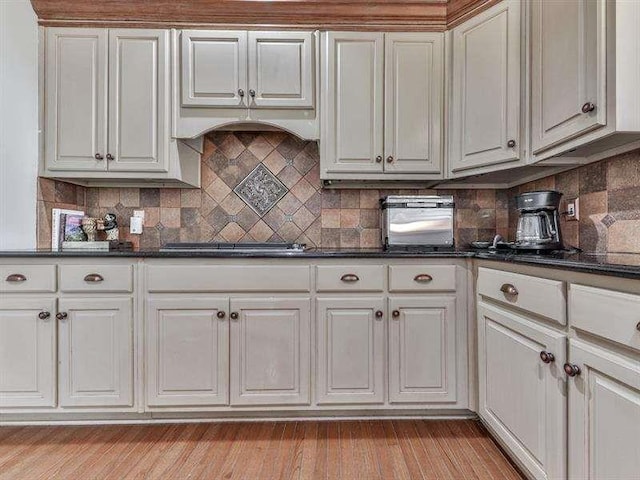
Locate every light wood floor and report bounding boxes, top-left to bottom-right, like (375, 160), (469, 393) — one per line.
(0, 420), (523, 480)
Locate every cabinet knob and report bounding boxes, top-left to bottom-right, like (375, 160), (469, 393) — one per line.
(56, 312), (68, 321)
(500, 283), (518, 296)
(230, 312), (239, 320)
(238, 89), (245, 97)
(5, 273), (27, 283)
(392, 310), (400, 318)
(217, 311), (226, 319)
(539, 351), (555, 364)
(249, 89), (256, 98)
(375, 310), (383, 318)
(414, 274), (433, 283)
(507, 139), (516, 148)
(563, 363), (581, 377)
(340, 274), (359, 283)
(636, 321), (640, 332)
(375, 155), (382, 163)
(106, 154), (114, 161)
(581, 102), (596, 113)
(38, 311), (51, 320)
(386, 156), (394, 163)
(84, 273), (104, 283)
(94, 153), (104, 160)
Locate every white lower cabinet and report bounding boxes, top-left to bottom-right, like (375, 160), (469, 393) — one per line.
(229, 298), (311, 406)
(566, 340), (640, 480)
(388, 296), (457, 404)
(478, 302), (566, 480)
(0, 298), (57, 408)
(146, 297), (229, 407)
(316, 297), (385, 404)
(58, 297), (133, 408)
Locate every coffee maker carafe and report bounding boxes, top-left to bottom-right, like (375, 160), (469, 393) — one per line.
(514, 191), (563, 251)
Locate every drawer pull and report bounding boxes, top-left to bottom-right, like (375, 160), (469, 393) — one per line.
(217, 311), (226, 319)
(56, 312), (68, 321)
(38, 311), (51, 320)
(539, 351), (555, 364)
(340, 274), (360, 283)
(6, 273), (27, 283)
(414, 274), (433, 283)
(563, 363), (581, 377)
(500, 283), (518, 296)
(84, 273), (104, 283)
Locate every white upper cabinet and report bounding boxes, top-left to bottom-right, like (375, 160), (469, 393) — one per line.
(449, 0), (522, 175)
(321, 32), (384, 175)
(248, 31), (314, 109)
(109, 29), (169, 172)
(181, 30), (248, 108)
(531, 0), (605, 155)
(384, 33), (443, 174)
(45, 29), (108, 172)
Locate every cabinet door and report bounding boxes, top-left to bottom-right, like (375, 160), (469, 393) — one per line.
(229, 298), (310, 406)
(321, 32), (384, 174)
(384, 33), (443, 174)
(316, 297), (385, 404)
(450, 0), (521, 173)
(388, 296), (456, 403)
(146, 297), (229, 407)
(478, 302), (566, 480)
(567, 340), (640, 480)
(108, 30), (169, 172)
(0, 298), (56, 408)
(58, 298), (133, 408)
(248, 31), (314, 109)
(45, 28), (108, 172)
(531, 0), (606, 154)
(181, 30), (248, 107)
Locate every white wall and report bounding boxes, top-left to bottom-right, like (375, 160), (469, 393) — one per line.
(0, 0), (39, 250)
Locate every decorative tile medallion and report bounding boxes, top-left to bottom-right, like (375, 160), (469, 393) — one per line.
(234, 164), (288, 216)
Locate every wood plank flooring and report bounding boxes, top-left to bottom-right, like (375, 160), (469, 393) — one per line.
(0, 420), (523, 480)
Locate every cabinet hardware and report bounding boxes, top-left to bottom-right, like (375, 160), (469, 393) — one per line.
(563, 363), (581, 377)
(238, 89), (245, 97)
(539, 351), (555, 364)
(507, 139), (516, 148)
(106, 154), (114, 161)
(375, 155), (382, 163)
(386, 156), (394, 163)
(230, 312), (239, 320)
(217, 311), (226, 319)
(5, 273), (27, 283)
(500, 283), (518, 296)
(84, 273), (104, 283)
(581, 102), (596, 113)
(340, 274), (359, 283)
(392, 310), (400, 318)
(249, 89), (256, 98)
(38, 311), (51, 320)
(375, 310), (383, 318)
(56, 312), (68, 321)
(414, 274), (433, 283)
(94, 153), (104, 160)
(636, 321), (640, 332)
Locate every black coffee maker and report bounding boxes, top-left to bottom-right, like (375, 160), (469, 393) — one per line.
(514, 191), (563, 251)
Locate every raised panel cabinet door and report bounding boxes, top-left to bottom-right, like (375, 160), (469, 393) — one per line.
(384, 33), (444, 174)
(531, 0), (606, 154)
(478, 302), (567, 480)
(320, 32), (384, 174)
(567, 340), (640, 480)
(45, 28), (108, 172)
(58, 297), (133, 408)
(388, 296), (456, 403)
(146, 297), (229, 407)
(181, 30), (248, 107)
(229, 298), (310, 406)
(248, 31), (314, 109)
(0, 298), (56, 408)
(316, 297), (385, 404)
(450, 0), (521, 173)
(108, 30), (169, 172)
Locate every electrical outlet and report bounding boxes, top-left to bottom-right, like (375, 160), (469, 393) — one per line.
(566, 198), (579, 221)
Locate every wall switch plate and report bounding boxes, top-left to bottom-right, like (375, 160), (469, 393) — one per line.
(566, 198), (579, 221)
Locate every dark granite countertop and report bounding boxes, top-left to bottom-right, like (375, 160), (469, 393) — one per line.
(1, 248), (640, 279)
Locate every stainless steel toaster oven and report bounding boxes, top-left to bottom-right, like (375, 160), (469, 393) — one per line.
(380, 195), (455, 250)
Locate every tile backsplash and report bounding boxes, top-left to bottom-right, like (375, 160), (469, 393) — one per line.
(36, 131), (639, 253)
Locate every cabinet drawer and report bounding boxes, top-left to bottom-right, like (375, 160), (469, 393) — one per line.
(570, 284), (640, 352)
(147, 265), (310, 292)
(59, 265), (133, 293)
(316, 266), (384, 292)
(477, 267), (566, 324)
(389, 265), (456, 292)
(0, 265), (57, 293)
